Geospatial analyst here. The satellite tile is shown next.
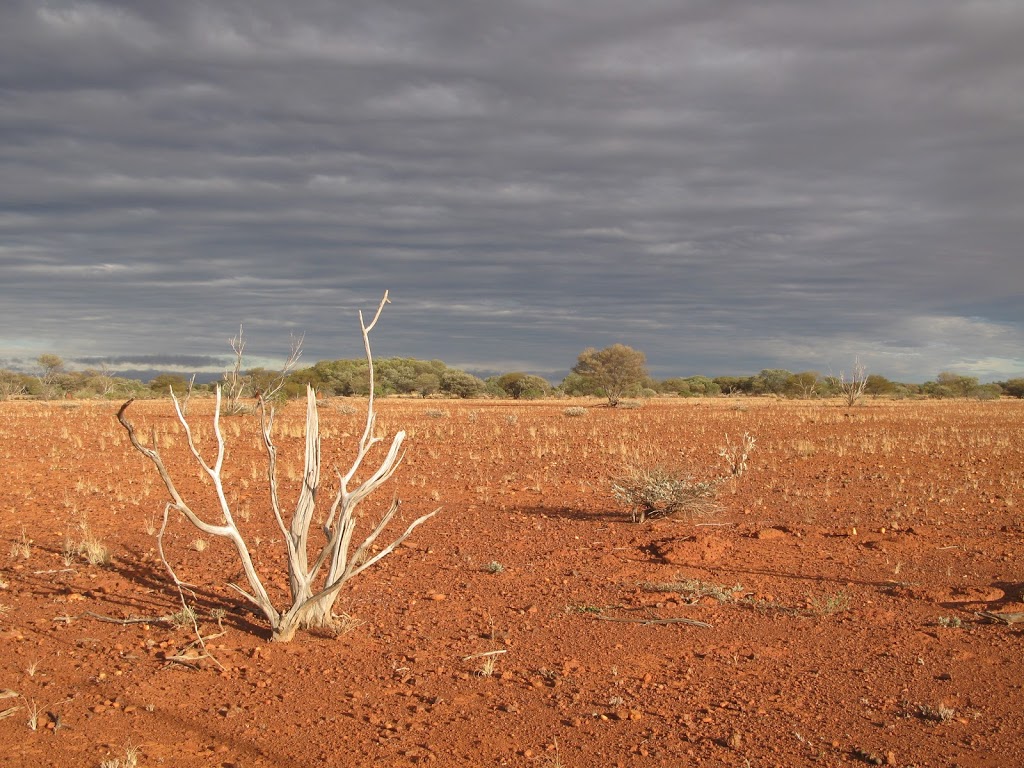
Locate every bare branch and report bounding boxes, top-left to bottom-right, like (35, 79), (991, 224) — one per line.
(838, 357), (868, 407)
(118, 291), (440, 643)
(260, 332), (304, 402)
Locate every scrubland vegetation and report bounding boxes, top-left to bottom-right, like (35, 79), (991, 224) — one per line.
(1, 350), (1018, 403)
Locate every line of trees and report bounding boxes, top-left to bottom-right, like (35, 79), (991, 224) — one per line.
(1, 350), (1021, 402)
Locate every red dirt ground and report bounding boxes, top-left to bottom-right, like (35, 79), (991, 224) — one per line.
(1, 397), (1022, 767)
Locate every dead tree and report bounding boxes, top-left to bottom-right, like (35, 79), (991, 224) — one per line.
(222, 326), (304, 414)
(838, 358), (868, 407)
(117, 292), (439, 642)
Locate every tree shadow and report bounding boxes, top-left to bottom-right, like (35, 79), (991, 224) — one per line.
(938, 581), (1024, 613)
(640, 536), (916, 590)
(24, 541), (269, 639)
(512, 504), (627, 523)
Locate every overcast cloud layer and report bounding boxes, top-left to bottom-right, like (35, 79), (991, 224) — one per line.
(1, 0), (1022, 382)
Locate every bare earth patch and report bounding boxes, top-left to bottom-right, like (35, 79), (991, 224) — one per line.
(0, 397), (1022, 767)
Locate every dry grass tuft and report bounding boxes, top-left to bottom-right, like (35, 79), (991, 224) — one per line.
(611, 466), (719, 523)
(8, 528), (32, 561)
(75, 514), (110, 566)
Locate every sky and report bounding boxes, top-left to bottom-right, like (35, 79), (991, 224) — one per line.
(1, 0), (1022, 384)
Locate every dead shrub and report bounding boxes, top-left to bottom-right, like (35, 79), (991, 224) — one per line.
(611, 466), (719, 523)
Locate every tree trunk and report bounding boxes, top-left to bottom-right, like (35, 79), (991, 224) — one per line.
(271, 589), (340, 642)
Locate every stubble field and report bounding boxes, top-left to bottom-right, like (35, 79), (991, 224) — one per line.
(0, 396), (1022, 767)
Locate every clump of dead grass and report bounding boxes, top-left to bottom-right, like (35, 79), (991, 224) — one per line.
(917, 702), (956, 723)
(98, 741), (142, 768)
(8, 528), (31, 561)
(611, 466), (719, 523)
(73, 513), (110, 566)
(612, 433), (756, 523)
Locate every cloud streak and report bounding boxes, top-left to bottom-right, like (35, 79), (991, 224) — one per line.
(1, 0), (1022, 382)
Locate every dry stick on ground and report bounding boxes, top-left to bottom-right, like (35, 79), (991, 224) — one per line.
(117, 291), (440, 642)
(153, 500), (224, 669)
(462, 650), (508, 662)
(591, 615), (713, 628)
(977, 611), (1024, 624)
(83, 611), (167, 625)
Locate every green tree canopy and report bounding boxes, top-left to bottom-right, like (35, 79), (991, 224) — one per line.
(572, 344), (648, 406)
(491, 372), (551, 400)
(936, 371), (979, 398)
(864, 374), (896, 396)
(1001, 378), (1024, 398)
(712, 376), (748, 395)
(439, 369), (485, 398)
(752, 369), (792, 396)
(149, 373), (190, 395)
(787, 371), (821, 398)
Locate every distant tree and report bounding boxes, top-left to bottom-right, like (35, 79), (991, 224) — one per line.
(921, 380), (955, 399)
(439, 370), (485, 398)
(492, 372), (551, 400)
(883, 382), (920, 399)
(149, 373), (190, 396)
(374, 358), (415, 394)
(371, 358), (448, 395)
(936, 371), (979, 398)
(559, 371), (603, 397)
(1001, 378), (1024, 398)
(221, 327), (303, 411)
(0, 369), (30, 400)
(684, 376), (720, 396)
(412, 372), (441, 397)
(37, 354), (65, 399)
(306, 359), (369, 396)
(659, 377), (691, 396)
(247, 367), (279, 397)
(752, 369), (792, 396)
(713, 376), (748, 396)
(787, 371), (821, 399)
(835, 358), (869, 406)
(864, 374), (896, 397)
(223, 325), (249, 411)
(572, 344), (648, 406)
(972, 383), (1003, 401)
(84, 362), (122, 398)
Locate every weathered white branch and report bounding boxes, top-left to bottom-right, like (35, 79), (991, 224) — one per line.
(118, 291), (439, 643)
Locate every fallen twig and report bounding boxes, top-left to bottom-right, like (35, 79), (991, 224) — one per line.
(591, 615), (712, 628)
(83, 611), (169, 625)
(462, 649), (507, 662)
(976, 611), (1024, 625)
(164, 631), (228, 672)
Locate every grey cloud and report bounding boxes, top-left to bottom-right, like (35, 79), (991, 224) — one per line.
(74, 354), (226, 368)
(0, 0), (1021, 383)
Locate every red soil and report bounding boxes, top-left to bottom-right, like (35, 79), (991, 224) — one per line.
(1, 397), (1022, 767)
